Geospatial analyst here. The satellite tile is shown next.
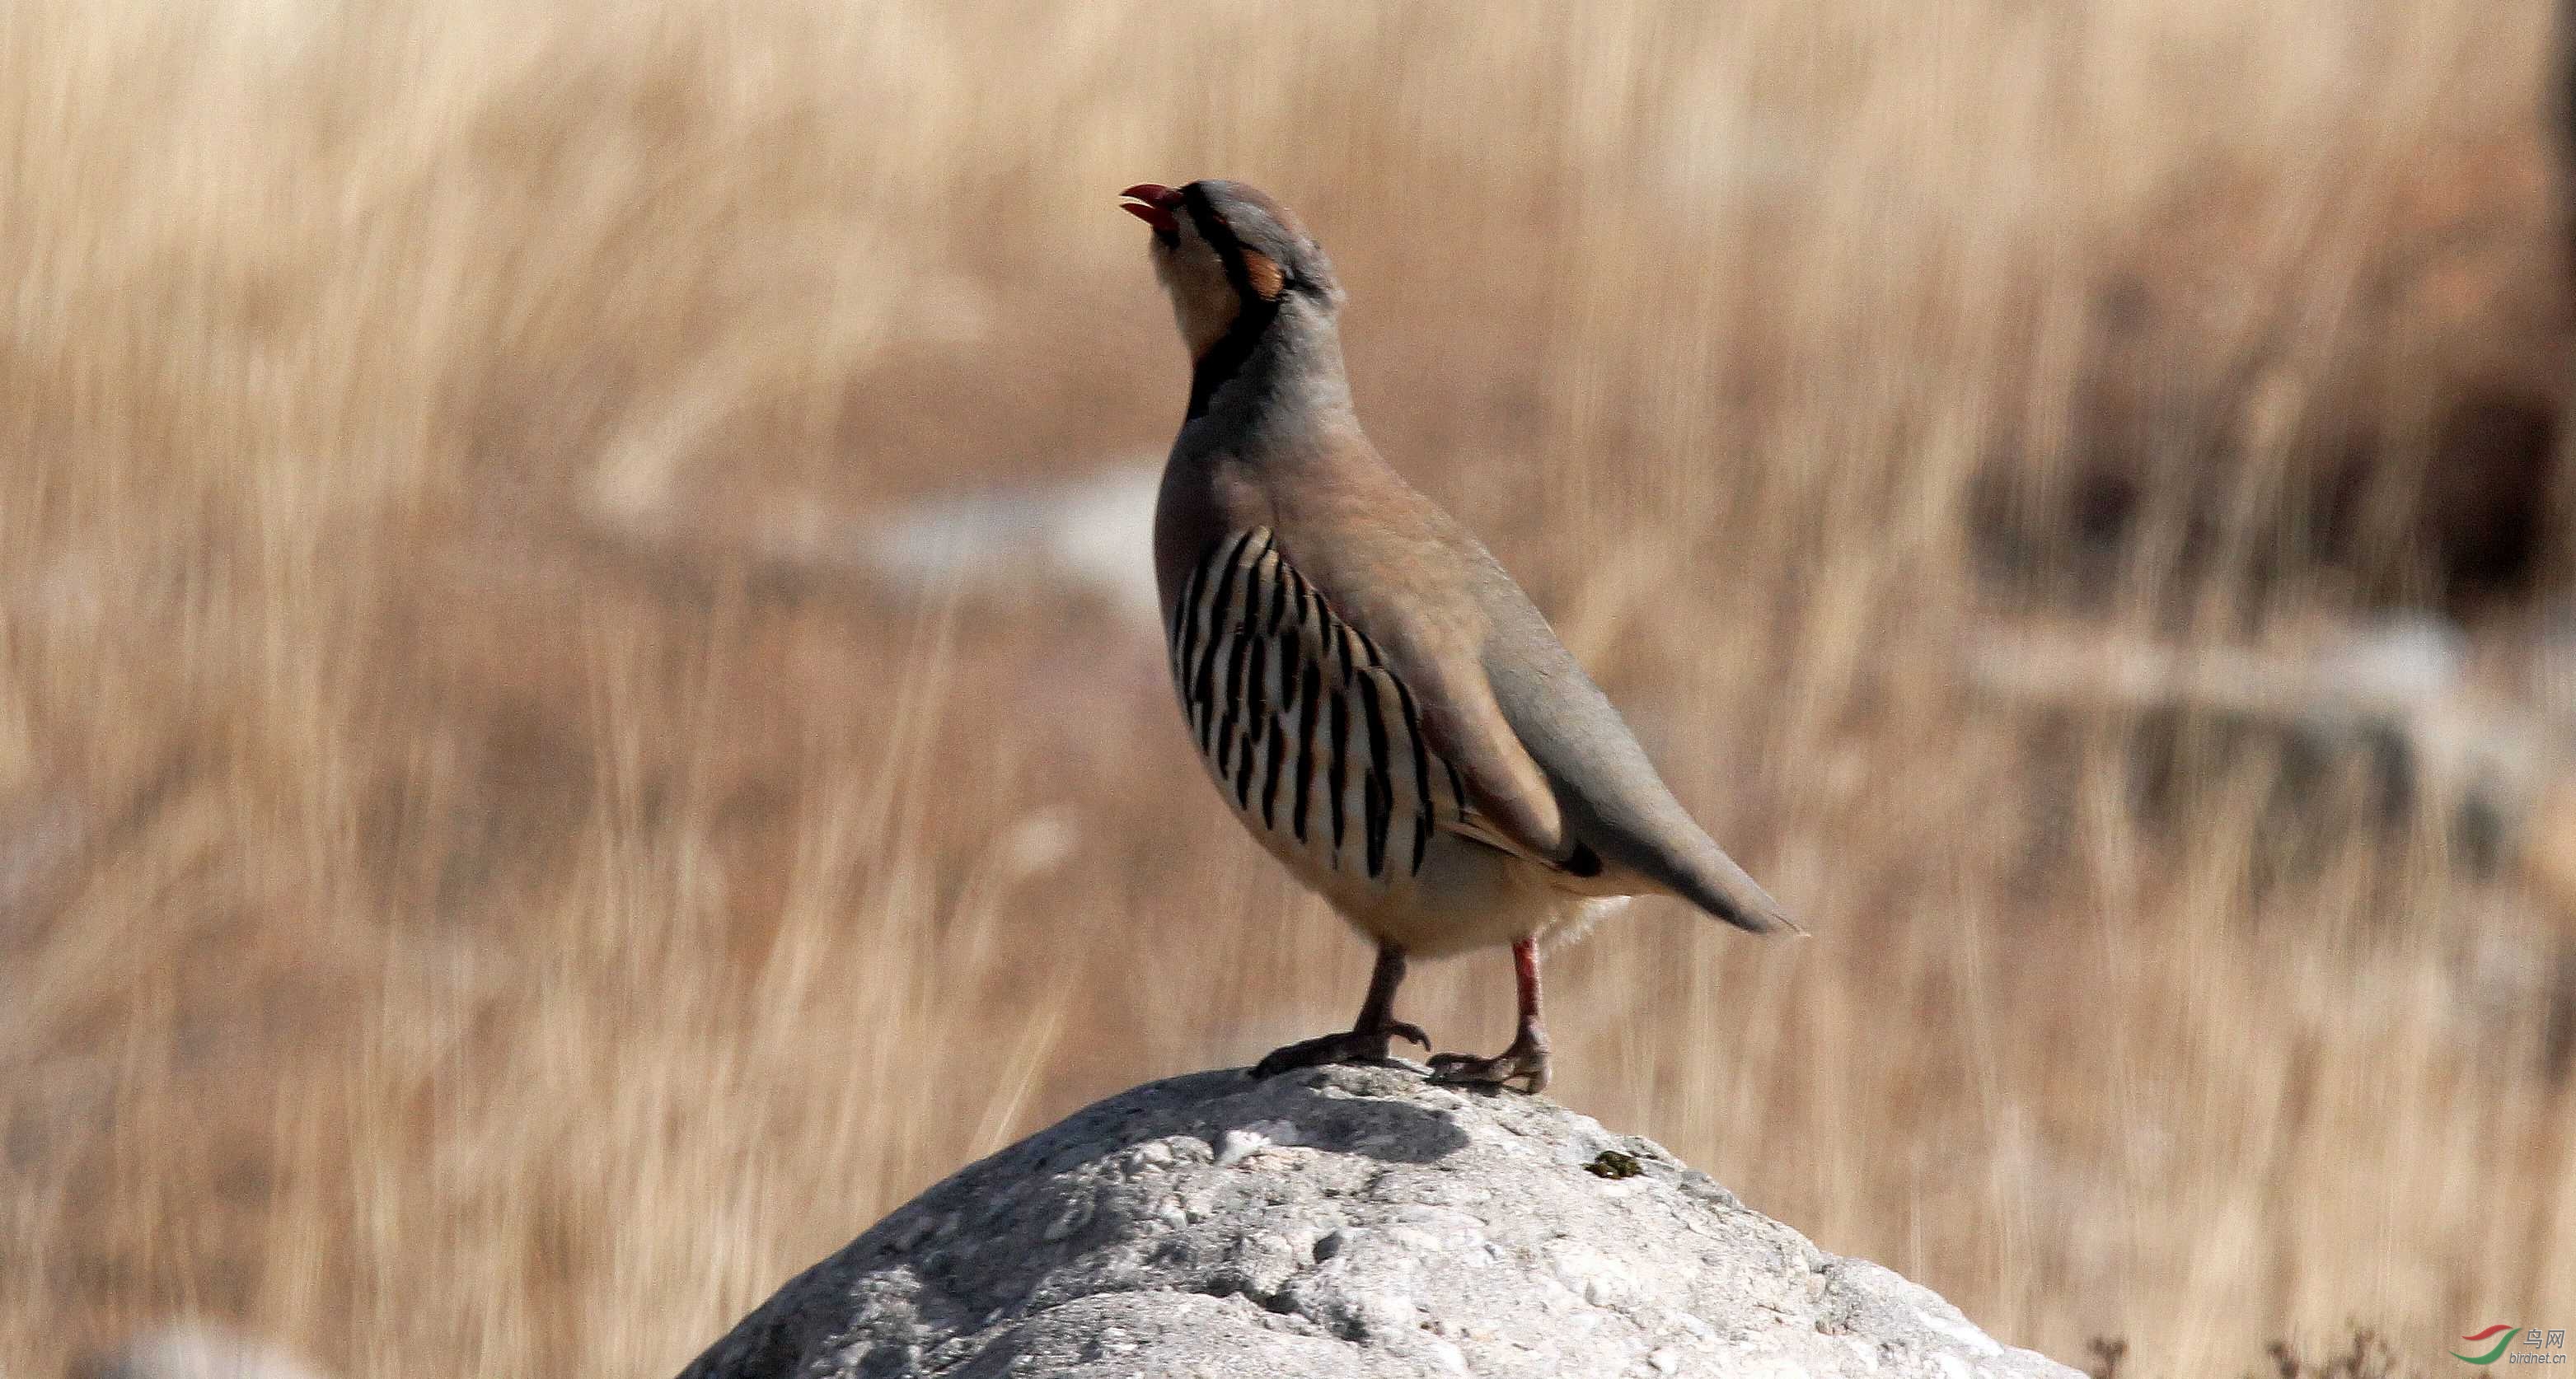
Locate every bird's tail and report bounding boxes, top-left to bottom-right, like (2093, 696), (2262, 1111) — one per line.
(1685, 848), (1803, 937)
(1625, 826), (1801, 937)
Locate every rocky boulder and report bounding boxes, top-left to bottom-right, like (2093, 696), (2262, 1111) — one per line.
(676, 1063), (2077, 1378)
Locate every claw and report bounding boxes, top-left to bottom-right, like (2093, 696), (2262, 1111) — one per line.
(1428, 1040), (1550, 1095)
(1251, 1022), (1430, 1079)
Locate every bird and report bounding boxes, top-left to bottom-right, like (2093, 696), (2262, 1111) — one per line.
(1120, 179), (1797, 1094)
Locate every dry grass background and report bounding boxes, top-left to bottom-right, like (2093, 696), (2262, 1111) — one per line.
(3, 1), (2573, 1375)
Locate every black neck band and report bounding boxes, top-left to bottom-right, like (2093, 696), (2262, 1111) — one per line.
(1182, 183), (1285, 421)
(1187, 297), (1281, 420)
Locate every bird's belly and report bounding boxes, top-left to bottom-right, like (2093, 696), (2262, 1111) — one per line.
(1234, 808), (1590, 956)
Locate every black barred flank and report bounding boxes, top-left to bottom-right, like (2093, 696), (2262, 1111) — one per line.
(1189, 531), (1258, 750)
(1244, 628), (1270, 744)
(1215, 609), (1254, 778)
(1288, 564), (1313, 633)
(1326, 685), (1350, 859)
(1358, 674), (1392, 877)
(1391, 675), (1434, 874)
(1260, 710), (1288, 828)
(1292, 658), (1322, 842)
(1162, 526), (1482, 891)
(1169, 558), (1206, 713)
(1275, 617), (1302, 704)
(1231, 726), (1257, 807)
(1264, 558), (1290, 634)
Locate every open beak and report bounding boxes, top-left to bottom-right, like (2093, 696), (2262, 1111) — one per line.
(1120, 183), (1182, 236)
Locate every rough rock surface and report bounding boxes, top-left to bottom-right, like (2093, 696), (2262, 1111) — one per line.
(677, 1064), (2077, 1378)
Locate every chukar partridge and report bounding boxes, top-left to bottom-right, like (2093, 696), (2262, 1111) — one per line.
(1122, 179), (1796, 1093)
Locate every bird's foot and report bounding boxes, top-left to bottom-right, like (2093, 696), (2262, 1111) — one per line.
(1429, 1032), (1550, 1095)
(1251, 1021), (1431, 1079)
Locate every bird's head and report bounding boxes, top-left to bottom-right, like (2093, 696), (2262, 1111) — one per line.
(1121, 180), (1340, 360)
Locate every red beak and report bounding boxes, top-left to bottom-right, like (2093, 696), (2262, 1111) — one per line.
(1120, 183), (1182, 236)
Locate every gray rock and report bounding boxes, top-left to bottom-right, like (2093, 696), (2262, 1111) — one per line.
(677, 1065), (2076, 1379)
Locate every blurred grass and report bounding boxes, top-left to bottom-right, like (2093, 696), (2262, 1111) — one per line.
(2, 1), (2572, 1376)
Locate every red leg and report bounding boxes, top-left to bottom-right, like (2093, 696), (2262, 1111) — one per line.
(1511, 936), (1544, 1047)
(1429, 936), (1552, 1094)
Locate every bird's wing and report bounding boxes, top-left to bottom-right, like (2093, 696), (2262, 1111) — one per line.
(1351, 621), (1579, 871)
(1463, 546), (1799, 934)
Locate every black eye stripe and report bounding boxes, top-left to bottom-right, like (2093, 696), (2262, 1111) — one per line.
(1176, 185), (1322, 304)
(1180, 184), (1260, 300)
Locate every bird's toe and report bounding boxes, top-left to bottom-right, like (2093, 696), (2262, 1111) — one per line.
(1251, 1024), (1423, 1078)
(1428, 1045), (1549, 1095)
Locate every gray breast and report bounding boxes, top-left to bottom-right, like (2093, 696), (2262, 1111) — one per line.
(1165, 528), (1468, 885)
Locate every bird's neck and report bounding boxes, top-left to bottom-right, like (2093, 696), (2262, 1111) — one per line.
(1183, 300), (1356, 441)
